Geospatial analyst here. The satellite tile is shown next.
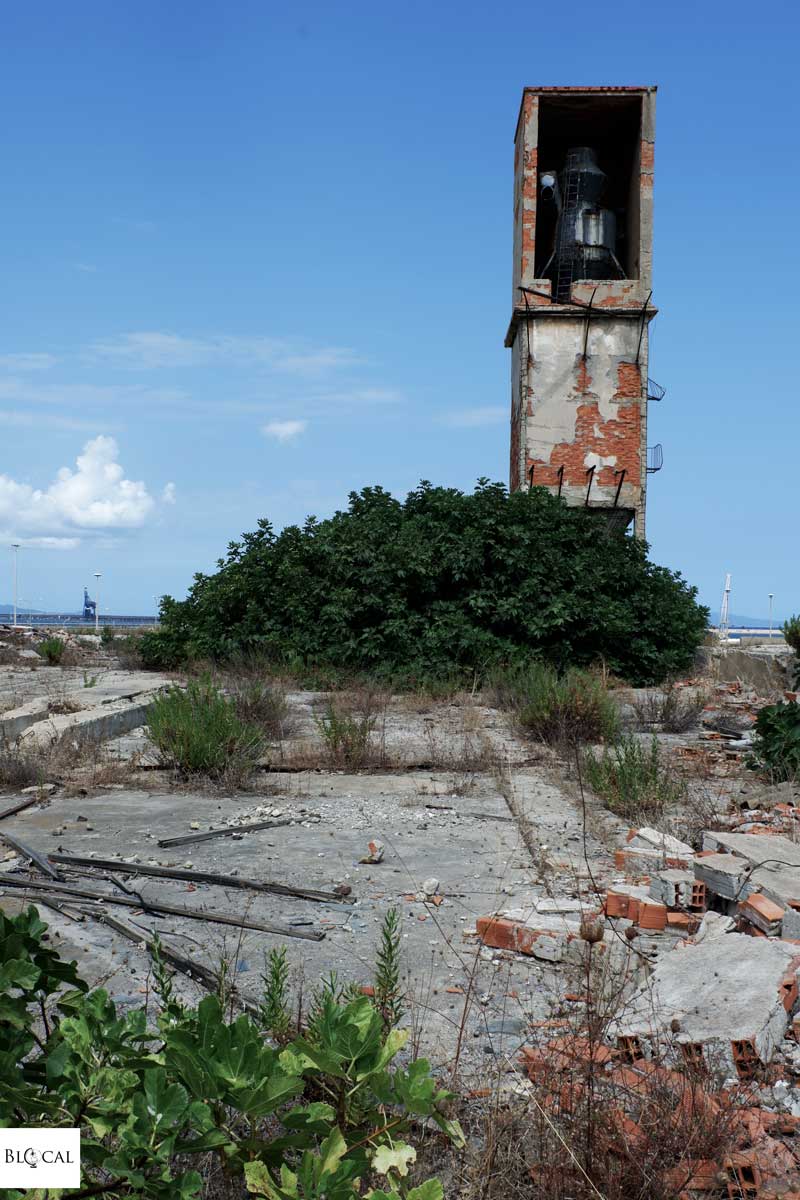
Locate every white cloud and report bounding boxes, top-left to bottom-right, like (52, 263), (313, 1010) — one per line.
(74, 262), (98, 274)
(438, 406), (507, 428)
(3, 535), (81, 551)
(0, 353), (58, 372)
(85, 332), (362, 376)
(162, 482), (177, 504)
(261, 419), (307, 443)
(0, 436), (166, 544)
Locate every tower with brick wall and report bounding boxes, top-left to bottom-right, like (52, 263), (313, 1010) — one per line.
(507, 86), (658, 537)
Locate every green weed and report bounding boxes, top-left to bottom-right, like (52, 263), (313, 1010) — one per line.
(583, 734), (686, 820)
(491, 661), (620, 746)
(315, 700), (377, 769)
(147, 676), (265, 785)
(36, 636), (66, 665)
(747, 702), (800, 782)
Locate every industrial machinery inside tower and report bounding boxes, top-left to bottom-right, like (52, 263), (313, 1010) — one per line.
(539, 146), (625, 302)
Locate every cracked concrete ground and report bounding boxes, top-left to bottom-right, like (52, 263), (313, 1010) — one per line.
(0, 662), (622, 1077)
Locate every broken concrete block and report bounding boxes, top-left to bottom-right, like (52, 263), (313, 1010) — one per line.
(782, 905), (800, 941)
(476, 912), (582, 962)
(614, 846), (694, 872)
(649, 869), (694, 909)
(610, 933), (800, 1075)
(628, 827), (694, 858)
(694, 852), (751, 902)
(699, 831), (800, 910)
(533, 897), (586, 915)
(739, 892), (785, 937)
(605, 884), (651, 922)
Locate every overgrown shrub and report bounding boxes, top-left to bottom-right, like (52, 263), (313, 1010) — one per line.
(783, 615), (800, 689)
(0, 739), (44, 791)
(748, 701), (800, 782)
(583, 734), (687, 819)
(36, 635), (66, 664)
(115, 632), (144, 669)
(491, 661), (620, 745)
(315, 699), (378, 769)
(147, 677), (265, 784)
(783, 614), (800, 653)
(221, 660), (292, 737)
(0, 905), (460, 1200)
(139, 482), (708, 686)
(631, 679), (707, 733)
(100, 624), (116, 646)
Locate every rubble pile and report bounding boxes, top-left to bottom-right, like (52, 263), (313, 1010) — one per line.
(476, 744), (800, 1195)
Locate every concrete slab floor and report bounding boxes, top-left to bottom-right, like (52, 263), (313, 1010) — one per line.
(1, 659), (776, 1080)
(0, 763), (611, 1075)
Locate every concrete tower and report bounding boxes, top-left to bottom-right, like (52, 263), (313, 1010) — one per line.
(507, 86), (658, 537)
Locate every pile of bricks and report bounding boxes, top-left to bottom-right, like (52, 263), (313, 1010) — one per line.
(519, 1039), (800, 1198)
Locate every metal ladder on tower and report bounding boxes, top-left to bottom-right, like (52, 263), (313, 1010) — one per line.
(552, 164), (581, 303)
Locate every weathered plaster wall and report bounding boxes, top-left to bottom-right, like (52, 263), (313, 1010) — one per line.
(520, 315), (646, 513)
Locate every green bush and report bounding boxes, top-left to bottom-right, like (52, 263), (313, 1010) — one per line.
(315, 700), (377, 768)
(583, 734), (687, 819)
(0, 905), (460, 1200)
(36, 635), (66, 664)
(491, 661), (620, 745)
(783, 615), (800, 690)
(100, 624), (116, 646)
(147, 677), (265, 783)
(140, 482), (708, 687)
(748, 702), (800, 782)
(783, 614), (800, 654)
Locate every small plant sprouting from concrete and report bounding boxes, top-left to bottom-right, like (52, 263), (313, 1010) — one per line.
(259, 946), (292, 1042)
(583, 733), (687, 820)
(374, 906), (405, 1034)
(226, 675), (292, 739)
(315, 698), (378, 770)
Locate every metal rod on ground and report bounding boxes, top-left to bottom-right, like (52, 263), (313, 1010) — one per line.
(89, 909), (259, 1012)
(0, 875), (325, 940)
(156, 815), (318, 849)
(0, 832), (64, 881)
(0, 794), (45, 822)
(48, 853), (352, 904)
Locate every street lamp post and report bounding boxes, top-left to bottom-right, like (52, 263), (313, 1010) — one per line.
(11, 544), (20, 628)
(94, 573), (102, 634)
(769, 594), (774, 641)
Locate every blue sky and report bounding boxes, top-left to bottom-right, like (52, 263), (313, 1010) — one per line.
(1, 0), (797, 620)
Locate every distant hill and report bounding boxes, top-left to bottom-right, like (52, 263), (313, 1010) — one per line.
(0, 604), (44, 615)
(708, 611), (783, 628)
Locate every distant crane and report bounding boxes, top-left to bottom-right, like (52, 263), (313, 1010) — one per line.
(719, 573), (731, 643)
(82, 587), (97, 622)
